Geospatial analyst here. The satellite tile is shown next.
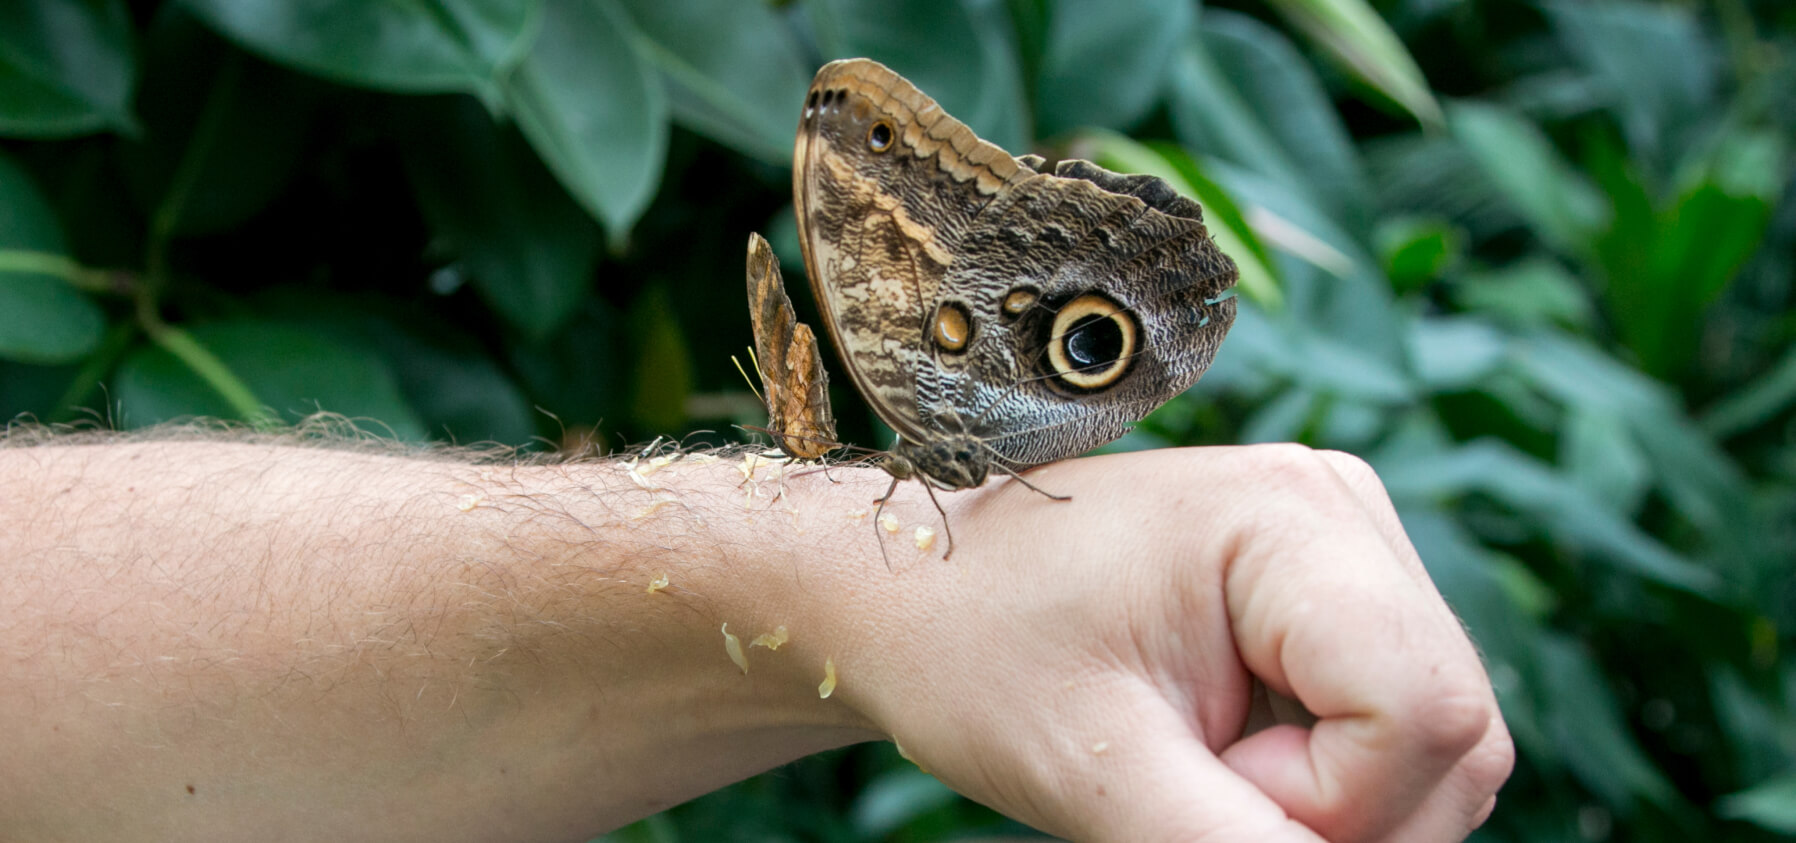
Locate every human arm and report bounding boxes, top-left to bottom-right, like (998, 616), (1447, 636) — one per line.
(0, 439), (1510, 841)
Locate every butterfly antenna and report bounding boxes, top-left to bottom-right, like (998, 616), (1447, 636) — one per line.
(732, 348), (768, 403)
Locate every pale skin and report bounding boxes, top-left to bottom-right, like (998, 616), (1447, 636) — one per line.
(0, 438), (1512, 842)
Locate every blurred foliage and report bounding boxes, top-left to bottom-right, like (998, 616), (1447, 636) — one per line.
(3, 0), (1794, 840)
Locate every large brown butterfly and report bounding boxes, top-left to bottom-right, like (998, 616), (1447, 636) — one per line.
(790, 58), (1237, 508)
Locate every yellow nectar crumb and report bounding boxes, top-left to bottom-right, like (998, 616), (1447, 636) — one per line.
(818, 657), (837, 699)
(456, 494), (483, 512)
(893, 735), (928, 774)
(913, 525), (936, 550)
(879, 513), (901, 534)
(750, 625), (790, 650)
(846, 508), (868, 520)
(646, 574), (669, 594)
(722, 623), (748, 674)
(1091, 741), (1109, 755)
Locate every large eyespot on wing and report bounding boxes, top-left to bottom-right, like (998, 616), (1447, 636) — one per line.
(1044, 294), (1138, 392)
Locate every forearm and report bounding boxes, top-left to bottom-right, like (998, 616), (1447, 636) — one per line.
(0, 441), (880, 841)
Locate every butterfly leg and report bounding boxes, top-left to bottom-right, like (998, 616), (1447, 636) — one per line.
(992, 462), (1073, 502)
(917, 479), (957, 560)
(870, 474), (901, 571)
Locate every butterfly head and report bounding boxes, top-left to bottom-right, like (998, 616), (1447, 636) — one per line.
(891, 433), (988, 490)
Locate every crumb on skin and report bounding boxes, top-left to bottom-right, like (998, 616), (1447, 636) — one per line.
(722, 624), (748, 674)
(1091, 741), (1109, 755)
(456, 494), (482, 512)
(913, 525), (935, 550)
(818, 657), (837, 699)
(879, 513), (900, 534)
(646, 574), (669, 594)
(750, 625), (789, 650)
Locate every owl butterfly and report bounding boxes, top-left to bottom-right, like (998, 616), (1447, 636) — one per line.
(792, 58), (1238, 550)
(744, 232), (837, 461)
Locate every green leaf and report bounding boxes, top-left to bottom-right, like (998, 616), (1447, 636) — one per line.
(1540, 0), (1714, 169)
(1263, 0), (1442, 129)
(1197, 9), (1371, 228)
(113, 321), (426, 438)
(180, 0), (538, 106)
(619, 0), (809, 165)
(850, 768), (957, 838)
(1375, 215), (1458, 291)
(118, 13), (318, 237)
(1718, 773), (1796, 834)
(1537, 633), (1682, 813)
(504, 0), (668, 242)
(1033, 0), (1189, 136)
(0, 152), (102, 363)
(1702, 343), (1796, 440)
(0, 0), (137, 137)
(1448, 100), (1608, 255)
(1378, 438), (1719, 594)
(811, 0), (1030, 152)
(1406, 317), (1506, 391)
(1450, 258), (1594, 330)
(399, 97), (600, 342)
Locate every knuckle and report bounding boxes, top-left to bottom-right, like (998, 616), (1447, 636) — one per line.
(1408, 678), (1495, 759)
(1462, 724), (1518, 797)
(1236, 444), (1350, 505)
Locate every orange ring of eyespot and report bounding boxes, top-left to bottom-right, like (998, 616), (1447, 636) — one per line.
(867, 120), (896, 153)
(932, 302), (971, 353)
(1047, 294), (1136, 390)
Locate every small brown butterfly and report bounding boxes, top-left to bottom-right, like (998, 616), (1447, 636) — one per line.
(789, 59), (1238, 522)
(744, 232), (838, 461)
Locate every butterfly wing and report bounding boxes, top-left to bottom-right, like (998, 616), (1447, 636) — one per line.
(792, 58), (1032, 445)
(745, 233), (837, 460)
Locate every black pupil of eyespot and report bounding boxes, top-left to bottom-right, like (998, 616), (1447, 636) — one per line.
(1064, 315), (1123, 370)
(871, 124), (891, 147)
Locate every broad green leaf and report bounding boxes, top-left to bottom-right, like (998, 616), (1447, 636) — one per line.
(0, 0), (136, 137)
(1378, 439), (1719, 594)
(1199, 10), (1371, 230)
(181, 0), (538, 106)
(399, 97), (600, 342)
(1703, 343), (1796, 439)
(850, 768), (957, 838)
(113, 321), (427, 438)
(504, 0), (667, 242)
(1541, 0), (1714, 169)
(1264, 0), (1442, 129)
(1718, 773), (1796, 834)
(0, 152), (102, 363)
(811, 0), (1029, 151)
(1537, 634), (1682, 812)
(118, 12), (317, 237)
(1033, 0), (1189, 136)
(1078, 130), (1280, 309)
(1511, 330), (1749, 534)
(1450, 258), (1594, 330)
(1375, 215), (1459, 291)
(1169, 26), (1301, 190)
(1561, 405), (1650, 516)
(1406, 316), (1505, 391)
(619, 0), (809, 165)
(1449, 100), (1608, 255)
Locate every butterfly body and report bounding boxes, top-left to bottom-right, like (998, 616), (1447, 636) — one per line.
(792, 58), (1237, 491)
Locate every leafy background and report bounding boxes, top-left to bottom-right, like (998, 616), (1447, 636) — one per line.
(2, 0), (1793, 840)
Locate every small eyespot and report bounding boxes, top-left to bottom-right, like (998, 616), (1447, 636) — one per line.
(1046, 294), (1138, 392)
(1001, 288), (1037, 318)
(931, 302), (971, 353)
(868, 120), (895, 153)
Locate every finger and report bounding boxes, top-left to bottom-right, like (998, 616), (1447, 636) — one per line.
(1381, 716), (1515, 843)
(1033, 691), (1331, 843)
(1218, 449), (1498, 841)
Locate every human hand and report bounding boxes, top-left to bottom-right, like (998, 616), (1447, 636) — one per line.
(819, 445), (1513, 842)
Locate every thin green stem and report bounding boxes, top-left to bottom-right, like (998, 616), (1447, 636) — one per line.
(50, 320), (139, 423)
(0, 249), (117, 293)
(144, 320), (274, 428)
